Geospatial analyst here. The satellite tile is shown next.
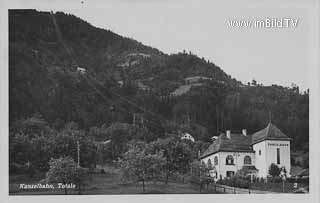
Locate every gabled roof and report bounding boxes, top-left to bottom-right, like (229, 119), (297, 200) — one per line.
(200, 123), (291, 159)
(251, 123), (291, 145)
(200, 133), (254, 159)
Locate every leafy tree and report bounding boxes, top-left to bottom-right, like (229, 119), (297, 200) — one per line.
(192, 140), (211, 159)
(9, 132), (33, 173)
(252, 79), (257, 86)
(104, 123), (135, 160)
(52, 127), (96, 168)
(147, 135), (193, 184)
(29, 134), (55, 172)
(88, 125), (109, 141)
(119, 142), (166, 192)
(268, 163), (281, 178)
(189, 160), (212, 193)
(45, 156), (88, 194)
(10, 113), (52, 137)
(9, 115), (55, 175)
(64, 121), (80, 131)
(235, 167), (253, 178)
(94, 122), (155, 161)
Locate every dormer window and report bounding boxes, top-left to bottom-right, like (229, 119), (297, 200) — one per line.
(226, 155), (234, 165)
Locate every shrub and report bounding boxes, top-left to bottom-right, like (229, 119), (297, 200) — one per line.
(271, 176), (282, 183)
(217, 176), (250, 189)
(233, 177), (250, 188)
(268, 163), (281, 177)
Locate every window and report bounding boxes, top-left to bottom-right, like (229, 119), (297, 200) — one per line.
(259, 150), (261, 155)
(226, 171), (235, 178)
(214, 156), (218, 165)
(244, 156), (252, 165)
(277, 148), (280, 164)
(208, 159), (212, 168)
(226, 155), (234, 165)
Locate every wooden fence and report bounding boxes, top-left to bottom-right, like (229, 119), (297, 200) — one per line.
(212, 184), (277, 194)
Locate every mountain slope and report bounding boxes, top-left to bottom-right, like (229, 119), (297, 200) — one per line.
(9, 9), (234, 118)
(9, 9), (309, 150)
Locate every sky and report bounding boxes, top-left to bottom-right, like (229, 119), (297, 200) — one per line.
(9, 0), (318, 91)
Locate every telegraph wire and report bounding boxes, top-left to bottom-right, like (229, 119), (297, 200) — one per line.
(49, 11), (182, 132)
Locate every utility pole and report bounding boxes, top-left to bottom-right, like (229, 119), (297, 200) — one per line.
(141, 114), (146, 142)
(77, 140), (80, 168)
(133, 113), (136, 126)
(199, 160), (201, 193)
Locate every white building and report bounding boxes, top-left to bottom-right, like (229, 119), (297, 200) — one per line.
(77, 67), (86, 74)
(200, 123), (291, 179)
(181, 132), (195, 142)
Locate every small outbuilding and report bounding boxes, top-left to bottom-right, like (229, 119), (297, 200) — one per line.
(181, 132), (195, 142)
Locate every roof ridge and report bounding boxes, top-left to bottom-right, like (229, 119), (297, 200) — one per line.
(266, 123), (271, 138)
(200, 132), (255, 159)
(251, 122), (291, 145)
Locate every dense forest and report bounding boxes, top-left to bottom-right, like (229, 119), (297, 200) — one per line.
(9, 10), (309, 175)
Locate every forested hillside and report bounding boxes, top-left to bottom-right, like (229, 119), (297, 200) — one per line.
(9, 8), (309, 159)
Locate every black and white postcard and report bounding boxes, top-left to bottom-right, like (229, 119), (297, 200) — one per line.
(1, 0), (319, 203)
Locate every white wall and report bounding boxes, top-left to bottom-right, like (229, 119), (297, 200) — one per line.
(253, 140), (291, 177)
(265, 140), (291, 177)
(218, 151), (255, 179)
(201, 140), (291, 179)
(201, 153), (220, 178)
(253, 141), (267, 177)
(201, 151), (255, 179)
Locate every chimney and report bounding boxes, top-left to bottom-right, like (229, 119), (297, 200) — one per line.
(242, 129), (247, 136)
(226, 130), (231, 139)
